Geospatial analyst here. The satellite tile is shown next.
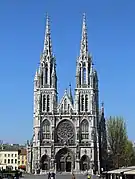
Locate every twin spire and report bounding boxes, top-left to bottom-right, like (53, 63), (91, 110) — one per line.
(43, 13), (89, 58)
(80, 13), (88, 57)
(43, 14), (53, 57)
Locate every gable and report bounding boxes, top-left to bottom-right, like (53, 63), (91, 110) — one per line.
(58, 92), (74, 113)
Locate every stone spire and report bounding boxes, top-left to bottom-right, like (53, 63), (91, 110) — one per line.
(39, 14), (57, 88)
(51, 56), (57, 89)
(90, 62), (94, 88)
(76, 13), (91, 88)
(80, 13), (88, 57)
(34, 70), (39, 89)
(52, 57), (56, 75)
(101, 102), (104, 114)
(34, 70), (38, 81)
(43, 14), (53, 57)
(69, 83), (73, 104)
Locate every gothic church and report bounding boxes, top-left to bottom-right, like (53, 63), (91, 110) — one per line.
(27, 14), (107, 174)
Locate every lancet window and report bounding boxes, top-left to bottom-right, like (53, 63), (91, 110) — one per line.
(79, 66), (81, 86)
(80, 119), (89, 140)
(61, 104), (63, 113)
(42, 119), (50, 139)
(38, 131), (40, 140)
(47, 95), (50, 112)
(81, 95), (84, 111)
(43, 95), (46, 111)
(45, 64), (48, 84)
(68, 104), (70, 113)
(41, 72), (43, 87)
(83, 67), (86, 84)
(85, 95), (88, 111)
(64, 99), (67, 111)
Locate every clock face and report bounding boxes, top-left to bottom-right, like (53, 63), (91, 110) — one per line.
(57, 120), (74, 140)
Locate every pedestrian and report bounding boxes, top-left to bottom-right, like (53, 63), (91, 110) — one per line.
(48, 172), (51, 179)
(14, 171), (19, 179)
(72, 173), (76, 179)
(87, 174), (91, 179)
(51, 172), (55, 179)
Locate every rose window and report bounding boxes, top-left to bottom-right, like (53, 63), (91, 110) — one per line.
(57, 120), (74, 140)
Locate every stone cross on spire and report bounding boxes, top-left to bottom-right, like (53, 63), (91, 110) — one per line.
(80, 13), (88, 58)
(43, 14), (53, 57)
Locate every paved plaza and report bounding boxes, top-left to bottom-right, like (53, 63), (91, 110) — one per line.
(24, 174), (84, 179)
(23, 174), (99, 179)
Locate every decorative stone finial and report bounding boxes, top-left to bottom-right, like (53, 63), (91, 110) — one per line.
(69, 83), (73, 104)
(43, 13), (53, 57)
(101, 102), (104, 113)
(65, 88), (67, 93)
(80, 13), (88, 57)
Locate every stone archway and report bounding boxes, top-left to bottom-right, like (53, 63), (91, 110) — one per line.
(80, 155), (90, 171)
(40, 154), (50, 170)
(55, 147), (74, 172)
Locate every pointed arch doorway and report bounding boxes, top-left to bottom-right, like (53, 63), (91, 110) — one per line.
(80, 155), (90, 171)
(40, 154), (50, 170)
(55, 148), (74, 172)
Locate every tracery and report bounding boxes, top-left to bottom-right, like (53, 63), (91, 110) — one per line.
(57, 120), (75, 144)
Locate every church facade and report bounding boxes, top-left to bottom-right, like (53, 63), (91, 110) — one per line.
(27, 14), (107, 174)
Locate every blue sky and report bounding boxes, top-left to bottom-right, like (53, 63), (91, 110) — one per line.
(0, 0), (135, 144)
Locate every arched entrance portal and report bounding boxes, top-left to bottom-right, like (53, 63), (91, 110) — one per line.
(55, 148), (74, 172)
(40, 154), (50, 170)
(80, 155), (90, 171)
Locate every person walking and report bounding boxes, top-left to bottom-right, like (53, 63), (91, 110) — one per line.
(87, 174), (91, 179)
(51, 172), (56, 179)
(48, 172), (51, 179)
(72, 173), (76, 179)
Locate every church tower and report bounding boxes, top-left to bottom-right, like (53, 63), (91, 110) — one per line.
(31, 15), (57, 172)
(34, 15), (57, 115)
(74, 14), (100, 173)
(27, 14), (104, 175)
(75, 14), (98, 114)
(39, 15), (57, 112)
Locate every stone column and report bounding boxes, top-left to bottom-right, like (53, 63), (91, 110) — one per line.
(89, 163), (93, 175)
(71, 162), (74, 173)
(110, 174), (113, 179)
(54, 163), (57, 173)
(75, 159), (80, 173)
(37, 146), (40, 171)
(51, 158), (55, 170)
